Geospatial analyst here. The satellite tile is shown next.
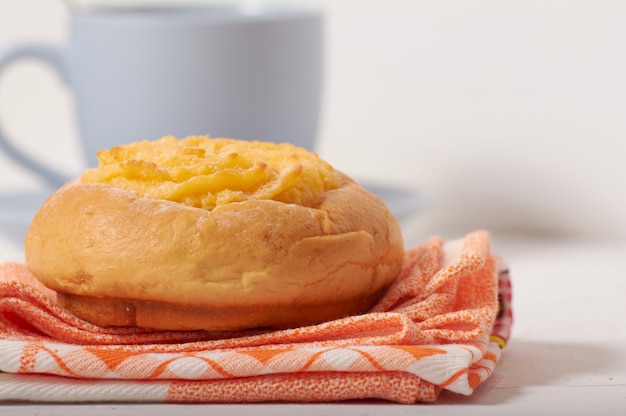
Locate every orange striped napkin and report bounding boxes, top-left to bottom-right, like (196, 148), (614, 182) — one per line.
(0, 230), (512, 403)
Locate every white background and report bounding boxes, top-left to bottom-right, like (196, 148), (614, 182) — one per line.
(2, 0), (626, 244)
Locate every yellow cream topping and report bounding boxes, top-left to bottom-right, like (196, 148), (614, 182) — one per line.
(80, 136), (341, 210)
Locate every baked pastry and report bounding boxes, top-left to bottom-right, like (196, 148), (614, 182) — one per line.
(25, 136), (404, 331)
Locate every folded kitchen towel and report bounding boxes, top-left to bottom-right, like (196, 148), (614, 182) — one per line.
(0, 230), (512, 404)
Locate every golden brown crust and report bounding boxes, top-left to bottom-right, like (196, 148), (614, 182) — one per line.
(25, 172), (404, 330)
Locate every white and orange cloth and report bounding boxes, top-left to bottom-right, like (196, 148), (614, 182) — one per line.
(0, 230), (512, 403)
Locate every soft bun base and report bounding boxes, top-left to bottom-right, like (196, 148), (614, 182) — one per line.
(26, 173), (404, 331)
(58, 288), (388, 331)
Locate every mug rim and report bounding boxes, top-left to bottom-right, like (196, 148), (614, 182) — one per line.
(72, 4), (322, 25)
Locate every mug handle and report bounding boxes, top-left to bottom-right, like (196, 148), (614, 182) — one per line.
(0, 44), (71, 188)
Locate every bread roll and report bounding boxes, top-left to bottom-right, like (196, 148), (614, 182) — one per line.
(25, 136), (404, 331)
